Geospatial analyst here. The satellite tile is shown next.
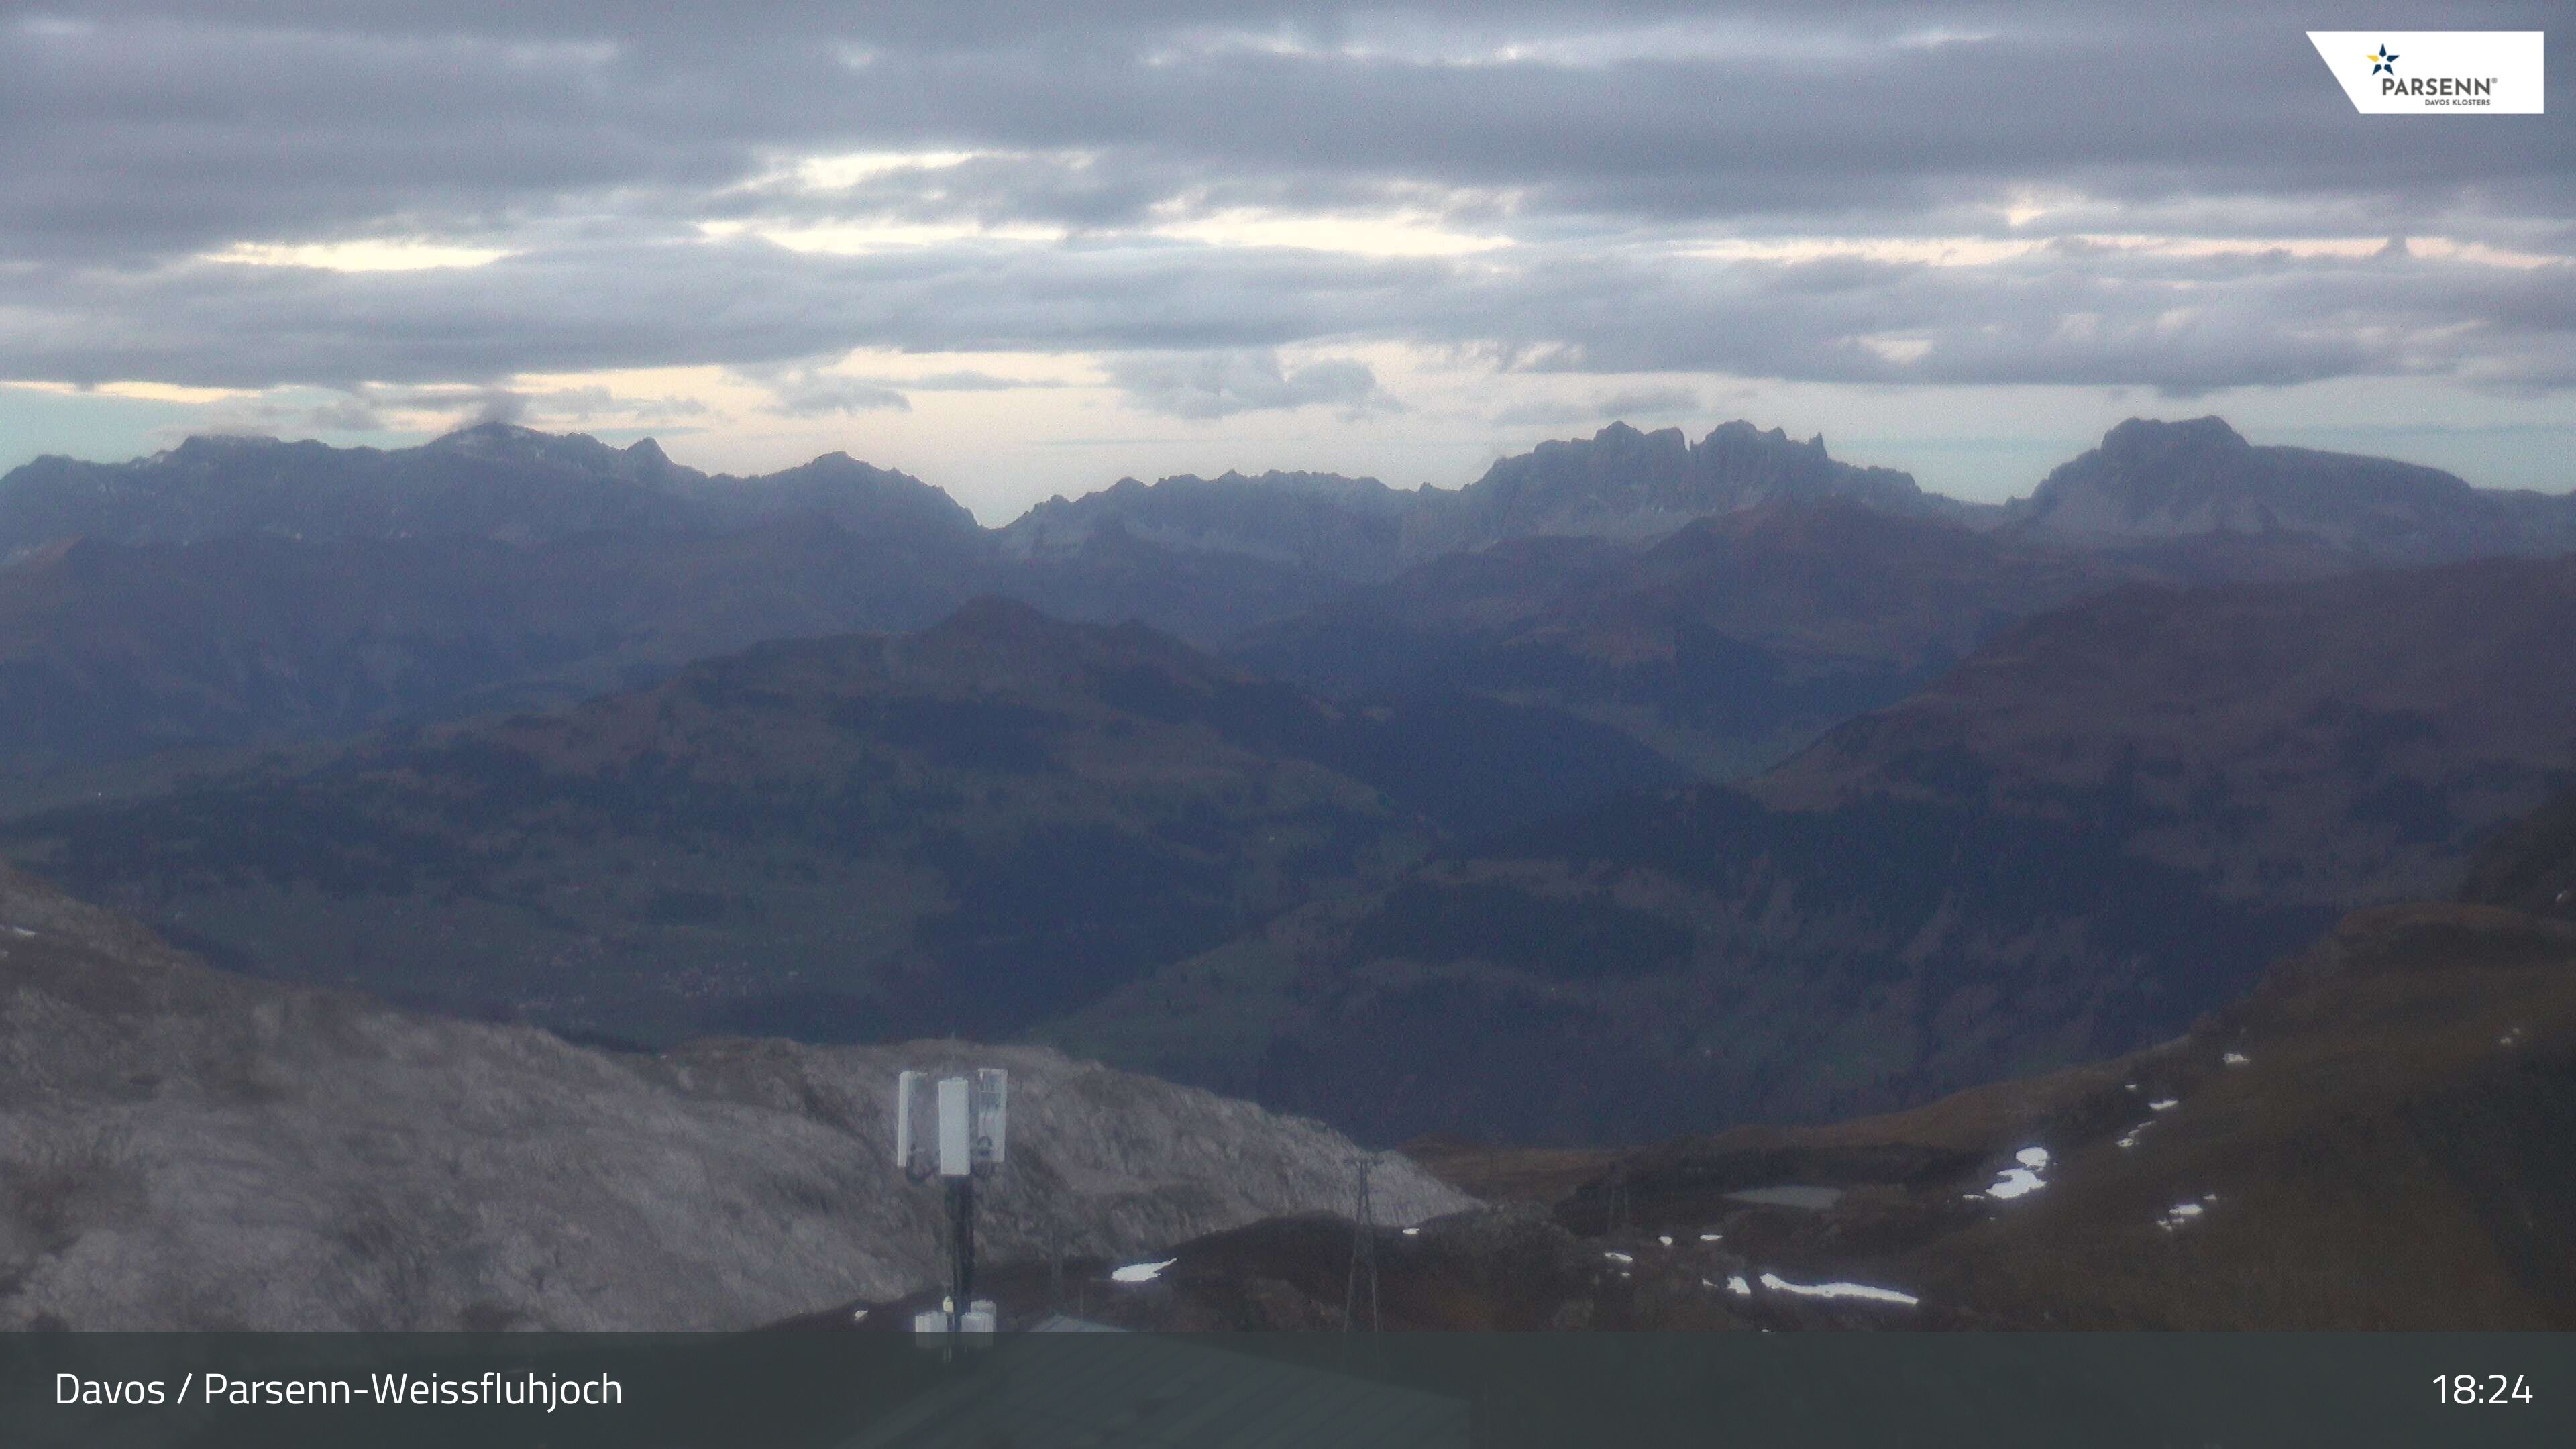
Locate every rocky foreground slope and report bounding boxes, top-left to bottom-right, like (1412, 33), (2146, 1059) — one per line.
(0, 865), (1468, 1331)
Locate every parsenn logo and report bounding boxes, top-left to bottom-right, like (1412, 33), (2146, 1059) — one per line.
(2306, 31), (2544, 114)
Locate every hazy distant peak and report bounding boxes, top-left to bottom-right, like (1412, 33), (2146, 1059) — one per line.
(1413, 415), (1956, 556)
(169, 432), (288, 454)
(2006, 415), (2567, 563)
(427, 419), (586, 453)
(2096, 415), (2251, 460)
(996, 467), (1413, 578)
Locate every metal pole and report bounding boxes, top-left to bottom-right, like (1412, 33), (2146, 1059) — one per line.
(948, 1175), (976, 1309)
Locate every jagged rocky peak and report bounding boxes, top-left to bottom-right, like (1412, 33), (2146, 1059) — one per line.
(995, 466), (1415, 580)
(1411, 418), (1947, 555)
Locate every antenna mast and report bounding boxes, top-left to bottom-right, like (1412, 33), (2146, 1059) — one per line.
(897, 1066), (1008, 1340)
(1342, 1155), (1380, 1334)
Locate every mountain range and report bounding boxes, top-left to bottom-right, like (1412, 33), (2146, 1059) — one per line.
(1, 600), (1675, 1046)
(4, 415), (2571, 1152)
(3, 409), (2575, 1336)
(1049, 552), (2576, 1142)
(7, 415), (2566, 795)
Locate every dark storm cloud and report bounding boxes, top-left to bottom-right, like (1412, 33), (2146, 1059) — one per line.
(3, 0), (2569, 397)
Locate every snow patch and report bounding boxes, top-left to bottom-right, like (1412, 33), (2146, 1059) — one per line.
(1980, 1168), (2045, 1200)
(1698, 1233), (1723, 1243)
(2156, 1202), (2206, 1232)
(1658, 1235), (1673, 1248)
(1603, 1250), (1634, 1265)
(1726, 1275), (1752, 1297)
(3, 926), (34, 938)
(1110, 1259), (1175, 1283)
(2147, 1099), (2179, 1112)
(1974, 1147), (2053, 1200)
(1756, 1273), (1919, 1307)
(2222, 1051), (2250, 1067)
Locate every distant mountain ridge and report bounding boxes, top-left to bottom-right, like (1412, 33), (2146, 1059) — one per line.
(1000, 470), (1421, 582)
(1405, 420), (1988, 558)
(2005, 416), (2576, 562)
(0, 423), (979, 558)
(996, 421), (1989, 585)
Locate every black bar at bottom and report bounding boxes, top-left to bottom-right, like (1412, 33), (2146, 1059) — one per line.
(5, 1330), (2569, 1447)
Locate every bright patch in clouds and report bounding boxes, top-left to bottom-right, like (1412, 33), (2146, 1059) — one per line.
(696, 219), (1065, 253)
(204, 241), (512, 272)
(790, 150), (987, 191)
(1153, 207), (1513, 257)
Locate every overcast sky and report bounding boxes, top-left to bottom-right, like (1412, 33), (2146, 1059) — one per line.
(3, 1), (2569, 519)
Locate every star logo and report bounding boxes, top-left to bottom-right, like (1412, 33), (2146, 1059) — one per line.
(2368, 45), (2399, 75)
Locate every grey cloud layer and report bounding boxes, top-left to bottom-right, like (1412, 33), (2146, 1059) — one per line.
(3, 1), (2569, 398)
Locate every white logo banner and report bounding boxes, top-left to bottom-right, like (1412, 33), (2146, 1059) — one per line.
(2306, 31), (2544, 114)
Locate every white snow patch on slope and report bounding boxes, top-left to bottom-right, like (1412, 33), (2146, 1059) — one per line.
(1111, 1259), (1175, 1283)
(1756, 1273), (1918, 1307)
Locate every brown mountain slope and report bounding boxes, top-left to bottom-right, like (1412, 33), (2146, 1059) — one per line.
(0, 523), (988, 779)
(999, 899), (2576, 1332)
(1053, 554), (2576, 1145)
(1753, 552), (2576, 906)
(1239, 502), (2124, 777)
(3, 599), (1676, 1049)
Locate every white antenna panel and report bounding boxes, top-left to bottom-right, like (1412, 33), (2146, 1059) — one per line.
(894, 1070), (924, 1171)
(973, 1068), (1008, 1167)
(936, 1075), (972, 1178)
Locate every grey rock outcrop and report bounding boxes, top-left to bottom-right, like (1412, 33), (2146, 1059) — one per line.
(0, 866), (1469, 1330)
